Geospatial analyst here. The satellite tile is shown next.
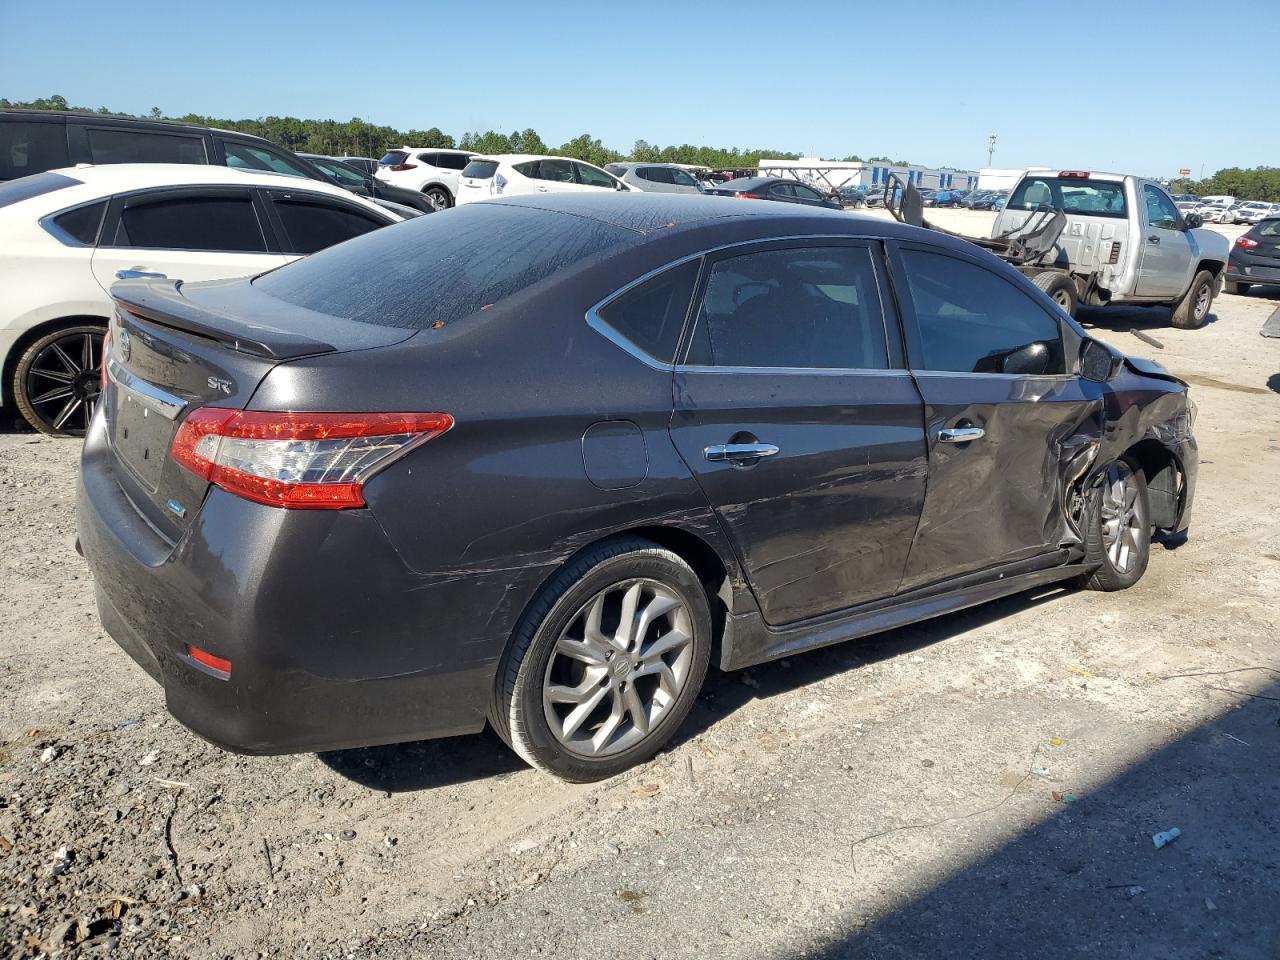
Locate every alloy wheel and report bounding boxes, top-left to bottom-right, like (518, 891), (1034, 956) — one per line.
(1193, 283), (1211, 322)
(24, 331), (103, 435)
(542, 579), (694, 758)
(1100, 461), (1143, 573)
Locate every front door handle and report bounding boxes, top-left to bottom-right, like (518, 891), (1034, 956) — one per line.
(116, 269), (168, 280)
(937, 427), (985, 443)
(704, 442), (780, 463)
(1147, 235), (1160, 245)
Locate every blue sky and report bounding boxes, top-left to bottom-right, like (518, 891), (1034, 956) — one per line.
(1, 0), (1274, 177)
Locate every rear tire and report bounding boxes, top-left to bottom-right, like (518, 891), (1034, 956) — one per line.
(1225, 280), (1250, 296)
(423, 186), (451, 211)
(1079, 458), (1150, 591)
(1031, 271), (1079, 317)
(12, 323), (106, 437)
(491, 537), (712, 782)
(1171, 270), (1214, 329)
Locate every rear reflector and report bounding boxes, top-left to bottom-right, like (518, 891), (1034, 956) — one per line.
(1236, 237), (1259, 249)
(188, 645), (232, 676)
(171, 410), (453, 509)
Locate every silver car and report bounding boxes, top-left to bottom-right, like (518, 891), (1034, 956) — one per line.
(1235, 202), (1277, 225)
(604, 162), (703, 194)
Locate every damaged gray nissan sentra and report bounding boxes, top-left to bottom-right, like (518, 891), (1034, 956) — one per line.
(76, 193), (1197, 782)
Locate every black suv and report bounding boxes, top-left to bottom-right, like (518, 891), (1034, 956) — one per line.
(1, 110), (330, 184)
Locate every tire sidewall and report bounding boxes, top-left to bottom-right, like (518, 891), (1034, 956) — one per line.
(13, 323), (106, 437)
(1173, 271), (1213, 329)
(1083, 457), (1150, 589)
(507, 547), (711, 782)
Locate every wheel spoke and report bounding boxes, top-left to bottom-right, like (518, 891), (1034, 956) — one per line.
(81, 333), (94, 369)
(638, 626), (690, 663)
(49, 342), (81, 374)
(590, 695), (626, 750)
(546, 675), (602, 705)
(583, 592), (610, 651)
(633, 658), (678, 694)
(622, 685), (649, 735)
(30, 367), (75, 384)
(633, 591), (679, 651)
(31, 386), (74, 406)
(555, 634), (607, 666)
(613, 582), (644, 652)
(559, 685), (610, 740)
(53, 397), (83, 430)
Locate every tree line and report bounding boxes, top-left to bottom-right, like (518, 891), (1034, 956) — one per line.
(1169, 168), (1280, 203)
(1, 94), (801, 170)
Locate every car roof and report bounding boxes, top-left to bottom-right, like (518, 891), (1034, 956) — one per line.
(470, 154), (605, 167)
(0, 108), (276, 145)
(0, 163), (394, 220)
(400, 146), (473, 154)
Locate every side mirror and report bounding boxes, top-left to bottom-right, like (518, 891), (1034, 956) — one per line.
(1079, 338), (1122, 382)
(1184, 212), (1203, 229)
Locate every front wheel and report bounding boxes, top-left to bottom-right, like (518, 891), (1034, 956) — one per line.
(1171, 270), (1214, 329)
(1079, 458), (1150, 591)
(491, 537), (712, 782)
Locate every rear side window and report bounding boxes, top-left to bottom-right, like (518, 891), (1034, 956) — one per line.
(0, 171), (81, 208)
(86, 128), (206, 165)
(50, 201), (107, 245)
(637, 166), (673, 184)
(0, 121), (70, 180)
(462, 159), (498, 179)
(416, 152), (440, 167)
(900, 249), (1065, 375)
(793, 184), (823, 201)
(271, 198), (385, 255)
(1008, 176), (1127, 219)
(379, 150), (408, 165)
(686, 245), (889, 370)
(254, 202), (633, 329)
(435, 153), (471, 170)
(223, 141), (312, 179)
(605, 164), (627, 177)
(111, 193), (267, 252)
(538, 159), (575, 183)
(595, 260), (700, 363)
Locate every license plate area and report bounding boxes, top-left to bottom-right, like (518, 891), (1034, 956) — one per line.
(107, 361), (186, 493)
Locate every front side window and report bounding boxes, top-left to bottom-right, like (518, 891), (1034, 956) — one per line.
(576, 163), (617, 189)
(87, 128), (206, 165)
(686, 245), (889, 370)
(1143, 184), (1180, 230)
(223, 141), (312, 179)
(1008, 176), (1127, 219)
(111, 193), (267, 252)
(670, 169), (698, 187)
(537, 159), (575, 183)
(0, 121), (70, 180)
(901, 249), (1065, 375)
(314, 159), (367, 187)
(595, 260), (699, 363)
(270, 198), (384, 255)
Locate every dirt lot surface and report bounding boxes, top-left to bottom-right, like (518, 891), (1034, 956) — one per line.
(1, 217), (1278, 958)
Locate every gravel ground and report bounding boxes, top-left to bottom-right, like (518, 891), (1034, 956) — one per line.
(1, 219), (1278, 958)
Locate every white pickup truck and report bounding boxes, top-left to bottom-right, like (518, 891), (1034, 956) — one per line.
(990, 170), (1230, 328)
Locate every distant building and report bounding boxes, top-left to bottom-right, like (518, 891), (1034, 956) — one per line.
(978, 167), (1046, 191)
(757, 157), (979, 191)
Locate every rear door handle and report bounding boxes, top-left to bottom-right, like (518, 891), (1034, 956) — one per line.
(937, 427), (985, 443)
(1147, 235), (1160, 245)
(116, 269), (167, 280)
(704, 442), (780, 463)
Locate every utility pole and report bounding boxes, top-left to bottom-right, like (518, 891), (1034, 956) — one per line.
(987, 134), (997, 168)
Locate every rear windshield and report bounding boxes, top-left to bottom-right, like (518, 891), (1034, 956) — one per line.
(0, 171), (82, 208)
(379, 150), (407, 165)
(462, 159), (498, 179)
(1259, 220), (1280, 237)
(254, 202), (634, 329)
(1008, 176), (1128, 219)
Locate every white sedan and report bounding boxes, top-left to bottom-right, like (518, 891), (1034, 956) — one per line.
(0, 163), (402, 435)
(455, 154), (633, 205)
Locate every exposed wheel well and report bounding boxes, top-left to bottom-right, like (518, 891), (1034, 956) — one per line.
(1122, 439), (1182, 531)
(2, 314), (109, 409)
(1196, 259), (1224, 279)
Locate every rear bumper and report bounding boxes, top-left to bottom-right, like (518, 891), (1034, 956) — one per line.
(76, 413), (501, 755)
(1226, 251), (1280, 286)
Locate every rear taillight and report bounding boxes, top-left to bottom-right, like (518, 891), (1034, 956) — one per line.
(390, 162), (417, 172)
(1236, 237), (1259, 249)
(734, 192), (762, 199)
(170, 410), (453, 510)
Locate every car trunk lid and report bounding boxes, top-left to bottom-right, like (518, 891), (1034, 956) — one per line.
(104, 277), (415, 541)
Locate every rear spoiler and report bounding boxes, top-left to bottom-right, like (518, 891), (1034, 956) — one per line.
(112, 279), (337, 361)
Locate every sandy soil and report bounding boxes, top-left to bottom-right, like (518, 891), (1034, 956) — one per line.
(1, 228), (1277, 958)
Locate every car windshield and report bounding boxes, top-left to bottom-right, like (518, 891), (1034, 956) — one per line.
(254, 202), (634, 329)
(1008, 176), (1127, 218)
(0, 171), (81, 208)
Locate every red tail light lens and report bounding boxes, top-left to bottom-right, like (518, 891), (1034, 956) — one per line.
(188, 645), (232, 676)
(389, 162), (417, 172)
(734, 192), (762, 199)
(170, 410), (453, 509)
(1236, 237), (1259, 249)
